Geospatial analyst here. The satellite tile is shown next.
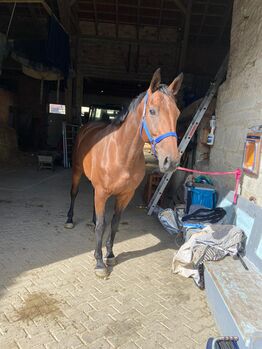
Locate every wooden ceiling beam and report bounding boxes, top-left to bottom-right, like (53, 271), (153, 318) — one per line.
(172, 0), (186, 15)
(115, 0), (118, 38)
(78, 6), (180, 14)
(196, 0), (210, 43)
(0, 0), (70, 33)
(92, 0), (98, 35)
(80, 35), (178, 47)
(78, 10), (225, 19)
(136, 0), (140, 40)
(216, 2), (233, 43)
(0, 0), (52, 16)
(80, 64), (179, 82)
(57, 0), (71, 31)
(157, 0), (164, 40)
(78, 1), (179, 11)
(79, 66), (157, 82)
(178, 0), (192, 71)
(27, 2), (46, 35)
(194, 0), (228, 7)
(70, 0), (77, 6)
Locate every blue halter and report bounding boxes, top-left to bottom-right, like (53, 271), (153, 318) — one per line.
(139, 91), (178, 158)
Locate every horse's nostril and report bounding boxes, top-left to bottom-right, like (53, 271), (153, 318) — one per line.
(163, 156), (170, 168)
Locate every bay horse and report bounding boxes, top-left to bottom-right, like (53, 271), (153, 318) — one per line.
(65, 68), (183, 277)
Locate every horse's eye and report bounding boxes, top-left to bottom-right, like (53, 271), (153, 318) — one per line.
(149, 108), (156, 116)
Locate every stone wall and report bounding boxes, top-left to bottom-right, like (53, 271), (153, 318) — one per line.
(199, 0), (262, 205)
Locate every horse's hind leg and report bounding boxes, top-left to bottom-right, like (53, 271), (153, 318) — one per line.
(94, 188), (109, 277)
(92, 186), (96, 226)
(105, 190), (135, 266)
(64, 168), (82, 229)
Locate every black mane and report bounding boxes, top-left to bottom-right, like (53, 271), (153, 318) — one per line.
(113, 84), (174, 126)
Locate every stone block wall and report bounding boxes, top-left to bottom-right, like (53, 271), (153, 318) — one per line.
(201, 0), (262, 205)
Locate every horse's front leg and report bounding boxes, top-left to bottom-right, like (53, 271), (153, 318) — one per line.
(94, 188), (109, 277)
(105, 190), (135, 266)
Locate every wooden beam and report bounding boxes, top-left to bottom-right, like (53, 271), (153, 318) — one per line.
(57, 0), (73, 122)
(135, 44), (140, 73)
(70, 6), (80, 33)
(0, 0), (68, 31)
(70, 0), (77, 6)
(80, 66), (151, 81)
(196, 0), (210, 44)
(80, 64), (177, 82)
(57, 0), (71, 31)
(0, 0), (52, 12)
(173, 0), (186, 15)
(136, 0), (140, 41)
(80, 35), (177, 47)
(216, 2), (233, 44)
(27, 2), (45, 36)
(78, 1), (180, 12)
(191, 0), (227, 6)
(126, 44), (131, 72)
(92, 0), (98, 35)
(75, 72), (84, 121)
(115, 0), (118, 38)
(157, 0), (164, 40)
(178, 0), (192, 72)
(78, 9), (223, 18)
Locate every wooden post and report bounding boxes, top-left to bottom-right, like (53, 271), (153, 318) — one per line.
(75, 72), (83, 124)
(64, 79), (72, 122)
(178, 0), (192, 72)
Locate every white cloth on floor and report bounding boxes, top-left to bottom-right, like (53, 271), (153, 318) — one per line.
(172, 224), (244, 285)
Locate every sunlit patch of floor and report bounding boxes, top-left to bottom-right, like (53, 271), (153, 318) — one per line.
(0, 165), (218, 348)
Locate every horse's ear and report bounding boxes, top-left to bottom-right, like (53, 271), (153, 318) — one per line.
(149, 68), (161, 93)
(168, 73), (183, 96)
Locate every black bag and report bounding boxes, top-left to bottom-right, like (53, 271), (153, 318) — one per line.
(182, 207), (226, 224)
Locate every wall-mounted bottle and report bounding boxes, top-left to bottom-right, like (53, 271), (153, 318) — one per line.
(207, 114), (216, 145)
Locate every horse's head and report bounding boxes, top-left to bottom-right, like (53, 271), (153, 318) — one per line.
(141, 68), (183, 173)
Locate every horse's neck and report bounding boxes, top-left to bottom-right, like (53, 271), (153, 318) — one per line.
(114, 109), (144, 166)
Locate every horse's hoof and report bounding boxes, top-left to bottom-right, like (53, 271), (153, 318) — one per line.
(64, 222), (74, 229)
(105, 257), (117, 266)
(95, 267), (108, 278)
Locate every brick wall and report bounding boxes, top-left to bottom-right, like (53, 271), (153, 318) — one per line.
(200, 0), (262, 205)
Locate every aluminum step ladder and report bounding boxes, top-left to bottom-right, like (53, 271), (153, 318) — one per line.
(62, 122), (80, 168)
(147, 54), (229, 216)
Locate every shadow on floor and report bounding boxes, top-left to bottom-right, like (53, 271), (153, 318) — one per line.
(0, 162), (176, 301)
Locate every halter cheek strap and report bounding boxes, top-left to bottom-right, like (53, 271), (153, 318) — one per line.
(139, 91), (178, 158)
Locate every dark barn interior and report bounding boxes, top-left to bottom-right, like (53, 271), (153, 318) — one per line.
(0, 0), (232, 157)
(1, 2), (262, 349)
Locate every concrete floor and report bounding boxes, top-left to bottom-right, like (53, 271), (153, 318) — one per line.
(0, 163), (218, 349)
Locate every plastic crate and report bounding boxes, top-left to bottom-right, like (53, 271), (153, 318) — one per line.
(186, 185), (216, 212)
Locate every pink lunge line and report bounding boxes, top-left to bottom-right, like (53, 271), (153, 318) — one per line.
(177, 167), (242, 205)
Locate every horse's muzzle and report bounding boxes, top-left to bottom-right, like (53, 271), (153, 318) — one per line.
(159, 156), (179, 173)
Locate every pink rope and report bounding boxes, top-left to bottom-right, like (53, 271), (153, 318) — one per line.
(177, 167), (242, 205)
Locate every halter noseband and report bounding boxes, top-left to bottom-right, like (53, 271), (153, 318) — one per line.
(139, 91), (178, 158)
